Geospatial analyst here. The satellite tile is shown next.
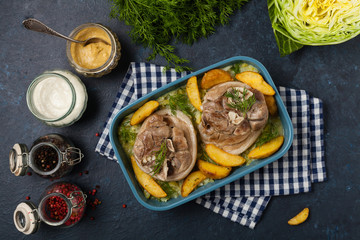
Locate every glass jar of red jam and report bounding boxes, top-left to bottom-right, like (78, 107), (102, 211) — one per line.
(9, 133), (83, 179)
(13, 182), (86, 235)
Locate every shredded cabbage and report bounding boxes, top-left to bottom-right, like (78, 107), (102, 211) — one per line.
(268, 0), (360, 55)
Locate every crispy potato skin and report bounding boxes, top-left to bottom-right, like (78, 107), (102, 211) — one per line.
(205, 144), (246, 167)
(181, 171), (207, 197)
(197, 159), (232, 179)
(288, 208), (310, 225)
(248, 136), (284, 159)
(235, 71), (275, 95)
(130, 100), (159, 125)
(200, 69), (232, 89)
(186, 76), (202, 112)
(131, 156), (167, 198)
(264, 95), (278, 116)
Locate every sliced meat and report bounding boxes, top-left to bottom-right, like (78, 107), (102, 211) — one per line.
(172, 127), (188, 151)
(199, 81), (268, 155)
(133, 109), (197, 181)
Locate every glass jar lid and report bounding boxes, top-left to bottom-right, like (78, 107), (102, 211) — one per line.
(9, 143), (29, 176)
(13, 202), (41, 235)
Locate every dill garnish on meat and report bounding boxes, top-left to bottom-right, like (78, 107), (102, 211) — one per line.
(151, 141), (168, 175)
(224, 88), (256, 114)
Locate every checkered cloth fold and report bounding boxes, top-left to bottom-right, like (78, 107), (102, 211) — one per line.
(95, 62), (326, 229)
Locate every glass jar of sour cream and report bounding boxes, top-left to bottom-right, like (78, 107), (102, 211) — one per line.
(26, 70), (88, 127)
(66, 23), (121, 77)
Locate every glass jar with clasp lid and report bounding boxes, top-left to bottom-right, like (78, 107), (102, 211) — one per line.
(13, 182), (87, 235)
(9, 133), (83, 179)
(26, 70), (88, 127)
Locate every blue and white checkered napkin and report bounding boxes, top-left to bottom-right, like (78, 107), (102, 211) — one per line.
(95, 62), (326, 228)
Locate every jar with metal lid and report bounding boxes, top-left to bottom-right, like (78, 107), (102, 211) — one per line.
(9, 133), (83, 179)
(13, 182), (87, 235)
(66, 23), (121, 77)
(26, 69), (88, 127)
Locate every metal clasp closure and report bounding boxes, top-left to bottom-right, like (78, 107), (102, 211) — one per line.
(68, 191), (87, 209)
(61, 147), (84, 166)
(29, 208), (41, 224)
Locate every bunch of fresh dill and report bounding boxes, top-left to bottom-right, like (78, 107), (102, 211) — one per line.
(110, 0), (249, 72)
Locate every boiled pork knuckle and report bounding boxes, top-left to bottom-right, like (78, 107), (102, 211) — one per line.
(199, 82), (268, 155)
(133, 109), (197, 181)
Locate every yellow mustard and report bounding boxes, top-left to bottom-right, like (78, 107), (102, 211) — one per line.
(70, 27), (112, 69)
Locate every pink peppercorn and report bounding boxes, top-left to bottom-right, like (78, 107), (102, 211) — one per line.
(41, 182), (86, 227)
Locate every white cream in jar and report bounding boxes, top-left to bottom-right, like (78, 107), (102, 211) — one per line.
(27, 70), (88, 127)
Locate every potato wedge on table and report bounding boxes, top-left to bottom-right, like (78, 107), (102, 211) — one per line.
(186, 76), (202, 112)
(197, 159), (232, 179)
(235, 71), (275, 95)
(130, 100), (159, 126)
(288, 208), (309, 225)
(201, 69), (232, 89)
(205, 144), (246, 167)
(264, 95), (278, 116)
(131, 156), (167, 198)
(181, 171), (207, 197)
(248, 136), (284, 159)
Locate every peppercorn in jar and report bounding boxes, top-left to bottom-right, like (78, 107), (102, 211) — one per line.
(13, 182), (86, 234)
(9, 133), (83, 179)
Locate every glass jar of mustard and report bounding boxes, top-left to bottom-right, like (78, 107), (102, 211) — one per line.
(13, 182), (86, 235)
(26, 70), (88, 127)
(9, 133), (83, 179)
(66, 23), (121, 77)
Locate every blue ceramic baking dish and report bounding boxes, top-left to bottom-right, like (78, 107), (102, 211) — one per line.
(110, 56), (293, 211)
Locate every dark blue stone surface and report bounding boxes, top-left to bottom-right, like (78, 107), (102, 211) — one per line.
(0, 0), (359, 239)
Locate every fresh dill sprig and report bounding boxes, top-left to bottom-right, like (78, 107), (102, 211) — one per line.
(168, 93), (193, 116)
(151, 140), (168, 175)
(230, 63), (241, 74)
(119, 117), (139, 144)
(110, 0), (249, 72)
(255, 121), (280, 147)
(224, 88), (256, 114)
(119, 121), (137, 144)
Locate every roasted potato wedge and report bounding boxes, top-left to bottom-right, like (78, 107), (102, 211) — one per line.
(131, 156), (167, 198)
(186, 76), (202, 112)
(264, 95), (278, 116)
(197, 159), (232, 179)
(288, 208), (309, 225)
(248, 135), (284, 159)
(130, 100), (159, 126)
(200, 69), (232, 89)
(181, 171), (207, 197)
(205, 144), (246, 167)
(235, 71), (275, 95)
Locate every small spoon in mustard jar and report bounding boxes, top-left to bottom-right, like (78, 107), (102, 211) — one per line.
(23, 18), (110, 46)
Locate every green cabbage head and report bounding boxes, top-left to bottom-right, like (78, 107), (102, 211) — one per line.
(268, 0), (360, 56)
